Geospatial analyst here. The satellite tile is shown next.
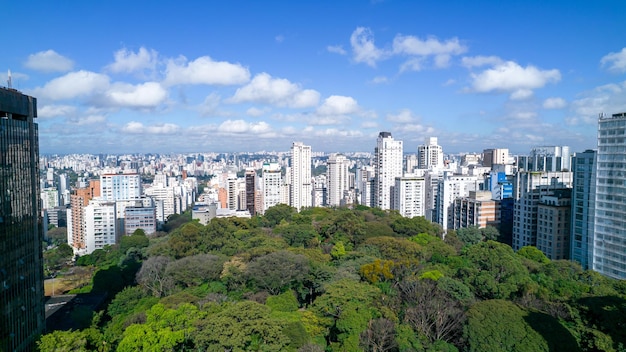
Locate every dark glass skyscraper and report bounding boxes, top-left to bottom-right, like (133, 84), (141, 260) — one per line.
(0, 87), (44, 351)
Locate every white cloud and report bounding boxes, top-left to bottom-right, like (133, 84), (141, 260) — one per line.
(461, 55), (503, 68)
(34, 70), (110, 100)
(107, 47), (158, 74)
(38, 104), (76, 118)
(400, 58), (424, 72)
(350, 27), (385, 67)
(67, 115), (106, 125)
(348, 28), (466, 70)
(246, 107), (270, 117)
(371, 76), (389, 84)
(361, 121), (378, 128)
(312, 128), (364, 138)
(470, 61), (561, 98)
(122, 121), (180, 134)
(317, 95), (359, 115)
(543, 97), (566, 109)
(434, 54), (451, 68)
(106, 82), (168, 108)
(386, 109), (417, 123)
(571, 81), (626, 121)
(163, 56), (250, 86)
(198, 93), (222, 116)
(309, 116), (350, 125)
(601, 47), (626, 73)
(229, 72), (320, 108)
(512, 111), (537, 120)
(510, 89), (534, 100)
(399, 124), (434, 134)
(327, 45), (347, 55)
(24, 50), (74, 72)
(393, 35), (466, 57)
(218, 119), (272, 134)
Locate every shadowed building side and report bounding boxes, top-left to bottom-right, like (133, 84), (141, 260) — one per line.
(0, 87), (45, 351)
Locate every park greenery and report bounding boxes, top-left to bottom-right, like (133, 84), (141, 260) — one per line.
(38, 205), (626, 351)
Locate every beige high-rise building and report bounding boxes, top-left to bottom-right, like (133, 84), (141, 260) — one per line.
(482, 148), (510, 168)
(452, 191), (500, 230)
(536, 190), (571, 260)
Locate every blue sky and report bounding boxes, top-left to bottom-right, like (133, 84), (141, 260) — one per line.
(3, 0), (626, 155)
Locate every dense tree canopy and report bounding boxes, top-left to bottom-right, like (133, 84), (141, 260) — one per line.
(38, 206), (626, 352)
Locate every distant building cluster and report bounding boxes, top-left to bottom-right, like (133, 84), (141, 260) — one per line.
(42, 169), (197, 256)
(37, 112), (626, 282)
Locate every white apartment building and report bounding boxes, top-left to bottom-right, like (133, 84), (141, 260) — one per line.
(227, 176), (239, 210)
(435, 173), (479, 231)
(418, 137), (444, 170)
(290, 142), (312, 210)
(358, 166), (375, 208)
(41, 187), (59, 210)
(393, 175), (426, 218)
(145, 185), (179, 223)
(262, 162), (283, 213)
(83, 199), (117, 255)
(100, 173), (142, 201)
(327, 154), (349, 207)
(406, 154), (419, 174)
(312, 174), (327, 207)
(374, 132), (403, 210)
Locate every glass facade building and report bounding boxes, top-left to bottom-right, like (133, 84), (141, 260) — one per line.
(570, 150), (596, 269)
(593, 112), (626, 279)
(0, 88), (44, 351)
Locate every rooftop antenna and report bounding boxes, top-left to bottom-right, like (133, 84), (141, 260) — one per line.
(7, 69), (12, 88)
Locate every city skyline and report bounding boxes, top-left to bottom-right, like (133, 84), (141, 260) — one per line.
(3, 1), (626, 155)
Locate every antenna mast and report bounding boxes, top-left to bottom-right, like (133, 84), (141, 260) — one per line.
(7, 69), (12, 88)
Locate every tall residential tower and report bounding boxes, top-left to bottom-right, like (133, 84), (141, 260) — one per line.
(374, 132), (403, 210)
(327, 154), (349, 207)
(418, 137), (444, 169)
(593, 112), (626, 279)
(290, 142), (312, 210)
